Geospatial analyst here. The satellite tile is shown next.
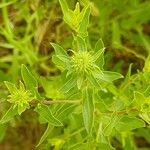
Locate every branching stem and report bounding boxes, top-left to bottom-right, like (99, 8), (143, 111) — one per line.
(30, 99), (81, 106)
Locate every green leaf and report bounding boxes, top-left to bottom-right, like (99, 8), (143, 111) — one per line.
(94, 39), (105, 69)
(115, 116), (145, 132)
(99, 71), (123, 82)
(36, 124), (53, 147)
(77, 77), (84, 89)
(104, 115), (121, 136)
(21, 64), (38, 95)
(133, 91), (145, 107)
(124, 63), (133, 82)
(87, 73), (101, 88)
(95, 38), (104, 51)
(60, 75), (77, 93)
(74, 36), (87, 52)
(0, 106), (18, 124)
(59, 0), (74, 28)
(139, 113), (150, 125)
(53, 104), (76, 121)
(82, 88), (94, 134)
(52, 55), (65, 69)
(77, 6), (91, 37)
(17, 104), (28, 115)
(35, 104), (63, 126)
(143, 55), (150, 72)
(0, 124), (7, 142)
(51, 43), (68, 57)
(4, 81), (17, 94)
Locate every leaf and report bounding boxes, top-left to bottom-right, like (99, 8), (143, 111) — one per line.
(124, 63), (133, 83)
(51, 43), (68, 58)
(82, 88), (94, 134)
(77, 76), (84, 89)
(36, 124), (53, 147)
(77, 6), (91, 37)
(143, 55), (150, 72)
(17, 104), (28, 115)
(60, 75), (77, 93)
(59, 0), (74, 27)
(104, 114), (121, 136)
(35, 104), (63, 126)
(94, 39), (105, 69)
(99, 71), (123, 82)
(0, 106), (18, 124)
(115, 116), (145, 132)
(87, 73), (101, 88)
(54, 104), (76, 121)
(52, 55), (65, 69)
(133, 91), (145, 107)
(0, 124), (7, 142)
(4, 81), (17, 94)
(21, 64), (38, 95)
(74, 36), (87, 52)
(139, 113), (150, 125)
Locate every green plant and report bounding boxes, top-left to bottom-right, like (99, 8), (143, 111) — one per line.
(0, 0), (150, 149)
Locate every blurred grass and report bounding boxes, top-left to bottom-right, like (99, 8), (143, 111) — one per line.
(0, 0), (150, 149)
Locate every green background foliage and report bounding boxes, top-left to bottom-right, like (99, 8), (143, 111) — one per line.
(0, 0), (150, 149)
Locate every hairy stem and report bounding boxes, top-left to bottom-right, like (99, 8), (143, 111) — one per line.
(30, 99), (81, 106)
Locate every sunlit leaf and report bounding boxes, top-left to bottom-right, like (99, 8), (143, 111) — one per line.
(35, 104), (63, 126)
(82, 88), (94, 134)
(0, 106), (18, 124)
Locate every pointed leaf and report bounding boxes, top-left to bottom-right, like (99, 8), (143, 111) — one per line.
(94, 39), (105, 69)
(0, 124), (7, 142)
(99, 71), (123, 82)
(35, 104), (63, 126)
(21, 65), (38, 95)
(60, 75), (76, 93)
(59, 0), (74, 27)
(133, 91), (145, 107)
(74, 36), (87, 52)
(0, 106), (18, 124)
(87, 73), (101, 88)
(77, 76), (84, 89)
(51, 43), (68, 57)
(82, 88), (94, 134)
(78, 6), (91, 37)
(36, 124), (53, 147)
(115, 116), (145, 132)
(4, 81), (17, 94)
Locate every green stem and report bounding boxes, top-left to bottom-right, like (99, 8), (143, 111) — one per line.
(30, 99), (81, 106)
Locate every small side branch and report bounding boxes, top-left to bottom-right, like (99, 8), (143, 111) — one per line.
(30, 99), (81, 106)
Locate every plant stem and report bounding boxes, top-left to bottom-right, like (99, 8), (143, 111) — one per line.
(30, 99), (81, 106)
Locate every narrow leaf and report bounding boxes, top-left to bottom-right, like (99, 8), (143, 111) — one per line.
(60, 75), (76, 93)
(115, 116), (145, 132)
(35, 104), (63, 126)
(82, 88), (94, 134)
(94, 39), (105, 69)
(0, 106), (18, 124)
(78, 6), (91, 37)
(0, 124), (7, 142)
(51, 43), (68, 57)
(36, 124), (53, 147)
(99, 71), (123, 82)
(21, 64), (38, 94)
(74, 36), (87, 52)
(4, 81), (17, 94)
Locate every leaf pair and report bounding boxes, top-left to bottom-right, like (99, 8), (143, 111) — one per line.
(59, 0), (90, 37)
